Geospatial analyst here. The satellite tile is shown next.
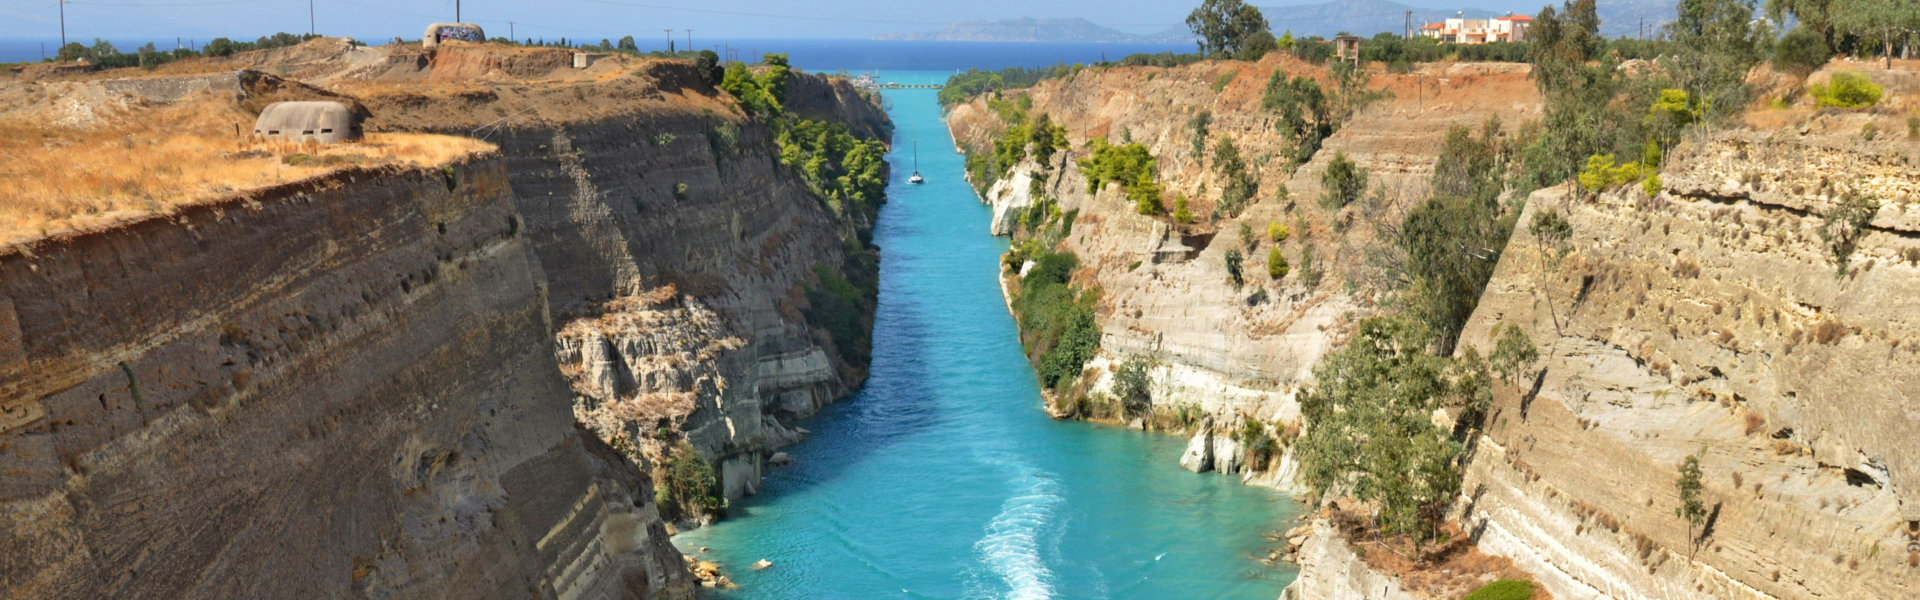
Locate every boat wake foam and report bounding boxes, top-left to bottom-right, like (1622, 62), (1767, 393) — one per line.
(970, 463), (1065, 600)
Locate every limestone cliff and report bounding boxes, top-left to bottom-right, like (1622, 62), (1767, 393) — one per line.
(345, 46), (891, 511)
(1446, 66), (1920, 599)
(0, 158), (690, 599)
(948, 56), (1540, 486)
(0, 40), (889, 598)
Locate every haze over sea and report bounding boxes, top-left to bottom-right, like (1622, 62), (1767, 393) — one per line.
(672, 66), (1302, 599)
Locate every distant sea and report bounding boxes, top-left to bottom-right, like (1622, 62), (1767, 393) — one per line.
(0, 37), (1191, 72)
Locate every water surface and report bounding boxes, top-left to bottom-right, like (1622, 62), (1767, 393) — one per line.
(674, 70), (1298, 600)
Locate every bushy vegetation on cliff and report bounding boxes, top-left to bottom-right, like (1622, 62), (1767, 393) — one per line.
(46, 33), (319, 70)
(941, 65), (1082, 107)
(724, 53), (889, 229)
(1005, 246), (1102, 392)
(1297, 316), (1491, 546)
(717, 53), (886, 370)
(1077, 139), (1164, 215)
(655, 440), (725, 523)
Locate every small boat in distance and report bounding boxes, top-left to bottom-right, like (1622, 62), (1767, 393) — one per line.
(908, 140), (924, 184)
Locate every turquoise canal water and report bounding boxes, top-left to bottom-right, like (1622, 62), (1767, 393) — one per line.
(672, 71), (1300, 599)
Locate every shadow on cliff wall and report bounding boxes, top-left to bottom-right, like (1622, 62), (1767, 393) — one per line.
(733, 289), (941, 504)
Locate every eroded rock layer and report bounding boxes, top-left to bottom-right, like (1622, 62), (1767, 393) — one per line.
(0, 159), (690, 599)
(948, 57), (1539, 483)
(1453, 120), (1920, 599)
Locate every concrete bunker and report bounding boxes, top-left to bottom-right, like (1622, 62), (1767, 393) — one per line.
(423, 23), (486, 48)
(253, 101), (362, 144)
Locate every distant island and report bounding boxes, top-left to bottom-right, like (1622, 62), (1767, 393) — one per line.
(881, 1), (1675, 44)
(875, 17), (1188, 43)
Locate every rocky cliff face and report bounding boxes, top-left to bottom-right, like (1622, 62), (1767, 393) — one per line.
(354, 52), (891, 509)
(1448, 67), (1920, 599)
(952, 54), (1920, 599)
(948, 57), (1539, 486)
(0, 158), (690, 599)
(0, 42), (890, 598)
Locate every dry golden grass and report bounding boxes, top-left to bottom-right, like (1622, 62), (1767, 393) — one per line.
(0, 93), (490, 250)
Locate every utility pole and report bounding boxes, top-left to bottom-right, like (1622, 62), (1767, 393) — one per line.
(1406, 10), (1413, 39)
(685, 29), (693, 52)
(664, 29), (673, 53)
(455, 0), (461, 23)
(59, 0), (66, 49)
(309, 0), (315, 37)
(1639, 18), (1644, 40)
(508, 21), (515, 40)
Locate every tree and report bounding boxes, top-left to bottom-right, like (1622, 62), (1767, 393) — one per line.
(1235, 29), (1278, 61)
(1772, 26), (1831, 74)
(1530, 208), (1574, 332)
(1489, 324), (1539, 384)
(694, 49), (722, 86)
(1831, 0), (1920, 69)
(137, 43), (159, 69)
(1663, 0), (1764, 121)
(1675, 452), (1708, 557)
(1263, 71), (1333, 164)
(1519, 0), (1625, 190)
(1187, 0), (1272, 57)
(1320, 151), (1366, 211)
(205, 37), (236, 57)
(1225, 248), (1245, 287)
(1297, 316), (1470, 546)
(1767, 0), (1840, 49)
(1112, 355), (1153, 416)
(617, 35), (638, 53)
(1395, 122), (1515, 352)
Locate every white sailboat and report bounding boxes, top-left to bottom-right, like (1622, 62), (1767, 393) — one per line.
(908, 140), (924, 184)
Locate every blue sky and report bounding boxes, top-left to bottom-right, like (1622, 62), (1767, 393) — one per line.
(1, 0), (1561, 42)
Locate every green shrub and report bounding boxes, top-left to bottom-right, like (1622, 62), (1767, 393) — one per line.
(1266, 246), (1289, 280)
(1319, 152), (1366, 210)
(1213, 136), (1258, 218)
(1225, 249), (1245, 287)
(1462, 579), (1535, 600)
(1267, 221), (1290, 242)
(1642, 173), (1663, 197)
(1188, 110), (1213, 159)
(1576, 154), (1646, 191)
(1240, 418), (1278, 468)
(1213, 71), (1236, 93)
(1173, 195), (1196, 223)
(1811, 72), (1883, 109)
(657, 441), (724, 522)
(1821, 191), (1881, 277)
(1013, 250), (1102, 390)
(1298, 244), (1320, 287)
(1112, 355), (1153, 415)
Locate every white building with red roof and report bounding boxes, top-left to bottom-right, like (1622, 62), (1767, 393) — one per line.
(1419, 13), (1532, 44)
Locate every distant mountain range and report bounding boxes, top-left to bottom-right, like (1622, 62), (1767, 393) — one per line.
(877, 1), (1675, 44)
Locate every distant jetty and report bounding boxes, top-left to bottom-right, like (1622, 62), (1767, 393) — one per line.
(850, 73), (941, 91)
